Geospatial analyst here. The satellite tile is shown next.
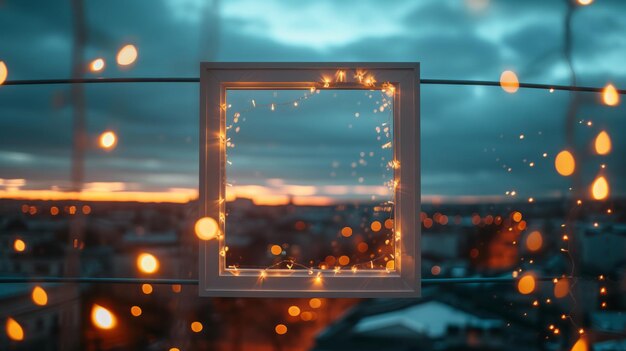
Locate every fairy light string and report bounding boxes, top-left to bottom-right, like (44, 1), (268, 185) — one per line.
(220, 71), (399, 280)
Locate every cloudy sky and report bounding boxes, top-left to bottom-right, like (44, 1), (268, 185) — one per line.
(0, 0), (625, 203)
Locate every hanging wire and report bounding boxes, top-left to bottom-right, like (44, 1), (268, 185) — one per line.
(2, 77), (625, 95)
(0, 275), (587, 285)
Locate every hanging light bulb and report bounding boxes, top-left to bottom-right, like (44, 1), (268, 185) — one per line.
(31, 286), (48, 306)
(116, 44), (138, 66)
(517, 274), (536, 295)
(500, 70), (519, 93)
(5, 317), (24, 341)
(99, 131), (117, 150)
(137, 253), (159, 274)
(602, 83), (619, 106)
(194, 217), (219, 240)
(594, 131), (611, 155)
(591, 176), (609, 200)
(89, 58), (105, 72)
(554, 150), (575, 176)
(91, 304), (117, 330)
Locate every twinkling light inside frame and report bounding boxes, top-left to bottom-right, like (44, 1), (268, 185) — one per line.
(200, 63), (420, 297)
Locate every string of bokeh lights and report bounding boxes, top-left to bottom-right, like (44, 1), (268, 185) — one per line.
(218, 81), (397, 274)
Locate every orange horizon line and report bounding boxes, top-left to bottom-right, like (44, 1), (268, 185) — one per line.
(0, 189), (565, 205)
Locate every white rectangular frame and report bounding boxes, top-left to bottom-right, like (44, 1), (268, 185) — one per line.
(200, 62), (420, 297)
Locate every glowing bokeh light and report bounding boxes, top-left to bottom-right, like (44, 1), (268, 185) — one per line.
(340, 226), (353, 237)
(130, 306), (142, 317)
(288, 306), (301, 317)
(275, 324), (287, 335)
(602, 83), (619, 106)
(141, 284), (153, 295)
(91, 304), (117, 330)
(31, 286), (48, 306)
(99, 131), (117, 150)
(594, 131), (611, 155)
(517, 274), (536, 295)
(555, 150), (575, 176)
(194, 217), (219, 240)
(499, 70), (519, 93)
(554, 279), (570, 299)
(591, 176), (609, 200)
(116, 44), (138, 66)
(191, 321), (203, 333)
(270, 244), (282, 256)
(0, 61), (7, 85)
(384, 218), (393, 229)
(6, 317), (24, 341)
(571, 337), (589, 351)
(370, 221), (382, 232)
(89, 58), (105, 72)
(13, 239), (26, 252)
(137, 253), (159, 274)
(338, 255), (350, 266)
(309, 298), (322, 309)
(526, 231), (543, 252)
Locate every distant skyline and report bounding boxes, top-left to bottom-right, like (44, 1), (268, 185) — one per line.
(0, 0), (625, 203)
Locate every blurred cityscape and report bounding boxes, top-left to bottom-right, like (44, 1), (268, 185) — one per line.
(1, 196), (624, 350)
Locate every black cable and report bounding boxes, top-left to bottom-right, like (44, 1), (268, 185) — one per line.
(2, 77), (625, 95)
(0, 275), (567, 285)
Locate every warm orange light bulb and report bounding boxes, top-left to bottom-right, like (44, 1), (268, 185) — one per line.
(309, 298), (322, 308)
(571, 336), (589, 351)
(6, 317), (24, 341)
(500, 70), (519, 93)
(91, 304), (117, 330)
(137, 253), (159, 274)
(194, 217), (219, 240)
(554, 279), (570, 299)
(517, 274), (536, 295)
(288, 306), (301, 317)
(594, 131), (611, 155)
(526, 231), (543, 252)
(270, 244), (282, 256)
(275, 324), (287, 335)
(555, 150), (575, 176)
(13, 239), (26, 252)
(370, 221), (382, 232)
(89, 58), (105, 72)
(191, 321), (203, 333)
(130, 306), (142, 317)
(31, 286), (48, 306)
(99, 131), (117, 150)
(116, 44), (138, 66)
(591, 176), (609, 200)
(340, 226), (353, 237)
(141, 284), (153, 295)
(602, 83), (619, 106)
